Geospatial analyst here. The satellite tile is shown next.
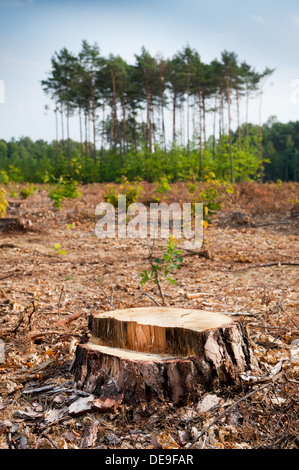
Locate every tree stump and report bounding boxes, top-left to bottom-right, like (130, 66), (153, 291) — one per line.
(0, 217), (32, 232)
(72, 307), (261, 403)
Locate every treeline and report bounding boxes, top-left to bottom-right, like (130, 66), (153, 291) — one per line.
(0, 119), (298, 183)
(39, 41), (275, 183)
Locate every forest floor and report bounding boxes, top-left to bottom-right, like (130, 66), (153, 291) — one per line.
(0, 181), (298, 450)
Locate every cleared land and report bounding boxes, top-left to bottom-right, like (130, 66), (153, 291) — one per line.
(0, 181), (298, 449)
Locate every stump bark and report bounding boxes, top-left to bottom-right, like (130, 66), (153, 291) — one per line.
(73, 307), (261, 403)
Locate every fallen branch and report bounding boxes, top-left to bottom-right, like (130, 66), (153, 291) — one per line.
(57, 285), (65, 316)
(229, 262), (299, 272)
(97, 285), (116, 310)
(29, 330), (81, 340)
(54, 311), (81, 327)
(0, 273), (17, 282)
(278, 302), (299, 331)
(27, 301), (36, 332)
(138, 281), (161, 306)
(43, 434), (59, 449)
(34, 416), (71, 448)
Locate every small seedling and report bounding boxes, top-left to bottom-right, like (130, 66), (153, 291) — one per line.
(140, 238), (183, 304)
(51, 243), (66, 255)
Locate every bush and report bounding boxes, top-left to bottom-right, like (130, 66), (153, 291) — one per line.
(19, 184), (37, 199)
(0, 188), (8, 218)
(48, 176), (81, 209)
(104, 176), (143, 209)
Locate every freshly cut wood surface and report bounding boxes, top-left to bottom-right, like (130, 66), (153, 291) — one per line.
(90, 307), (233, 356)
(93, 307), (231, 330)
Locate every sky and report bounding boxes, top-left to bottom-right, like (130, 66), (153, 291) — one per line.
(1, 0), (299, 144)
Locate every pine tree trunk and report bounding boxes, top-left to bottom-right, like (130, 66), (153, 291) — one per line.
(85, 111), (89, 157)
(173, 87), (177, 145)
(202, 93), (206, 148)
(90, 75), (97, 165)
(60, 105), (65, 152)
(55, 103), (59, 164)
(213, 94), (217, 158)
(121, 96), (127, 155)
(226, 76), (234, 183)
(259, 92), (264, 183)
(198, 89), (203, 178)
(112, 74), (118, 154)
(236, 88), (241, 181)
(187, 76), (190, 165)
(79, 106), (84, 158)
(66, 101), (72, 175)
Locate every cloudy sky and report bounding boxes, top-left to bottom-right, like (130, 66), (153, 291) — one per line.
(1, 0), (299, 143)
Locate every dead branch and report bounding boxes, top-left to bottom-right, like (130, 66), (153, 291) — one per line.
(54, 312), (81, 327)
(27, 301), (36, 332)
(0, 272), (17, 282)
(97, 285), (116, 310)
(43, 433), (59, 449)
(138, 281), (161, 306)
(229, 262), (299, 272)
(147, 238), (165, 305)
(278, 302), (299, 331)
(57, 285), (65, 316)
(29, 330), (81, 340)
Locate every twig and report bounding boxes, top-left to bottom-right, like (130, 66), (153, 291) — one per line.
(186, 380), (276, 449)
(229, 262), (299, 272)
(57, 285), (65, 317)
(36, 416), (71, 436)
(1, 286), (35, 296)
(43, 433), (59, 449)
(11, 313), (25, 334)
(34, 427), (61, 449)
(27, 301), (36, 332)
(260, 320), (290, 359)
(29, 330), (81, 340)
(147, 238), (165, 305)
(98, 285), (116, 309)
(138, 281), (161, 306)
(278, 302), (299, 331)
(0, 273), (16, 282)
(54, 311), (81, 327)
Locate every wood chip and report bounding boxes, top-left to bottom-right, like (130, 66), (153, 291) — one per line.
(68, 395), (95, 416)
(92, 394), (123, 413)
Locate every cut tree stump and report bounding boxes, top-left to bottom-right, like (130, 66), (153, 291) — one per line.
(72, 307), (261, 404)
(0, 217), (32, 232)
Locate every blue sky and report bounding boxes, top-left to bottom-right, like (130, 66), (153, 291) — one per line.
(1, 0), (299, 143)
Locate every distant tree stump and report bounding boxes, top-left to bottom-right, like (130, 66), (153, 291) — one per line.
(0, 217), (32, 232)
(72, 307), (261, 403)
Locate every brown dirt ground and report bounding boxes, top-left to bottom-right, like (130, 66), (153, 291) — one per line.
(0, 181), (298, 449)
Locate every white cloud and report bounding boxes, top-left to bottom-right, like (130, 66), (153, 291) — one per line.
(291, 15), (299, 26)
(251, 14), (265, 24)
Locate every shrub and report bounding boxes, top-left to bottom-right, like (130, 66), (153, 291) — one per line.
(19, 184), (37, 199)
(104, 176), (143, 209)
(48, 176), (81, 209)
(0, 188), (8, 218)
